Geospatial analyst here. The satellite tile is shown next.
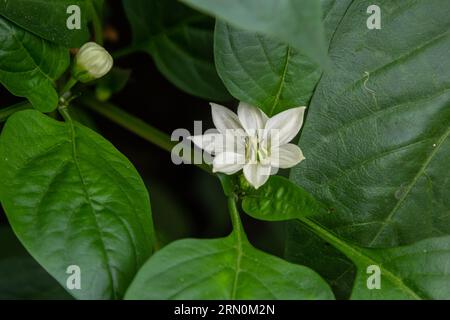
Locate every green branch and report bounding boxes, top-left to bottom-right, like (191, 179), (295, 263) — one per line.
(79, 95), (211, 173)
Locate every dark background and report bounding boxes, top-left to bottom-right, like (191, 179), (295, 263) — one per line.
(0, 2), (284, 257)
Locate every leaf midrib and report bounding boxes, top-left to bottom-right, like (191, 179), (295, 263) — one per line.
(65, 118), (117, 299)
(268, 46), (291, 116)
(245, 188), (423, 298)
(298, 216), (423, 299)
(369, 126), (450, 245)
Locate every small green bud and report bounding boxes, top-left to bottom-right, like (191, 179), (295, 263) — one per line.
(73, 42), (113, 83)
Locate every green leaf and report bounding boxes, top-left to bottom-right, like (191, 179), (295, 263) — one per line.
(0, 17), (69, 112)
(123, 0), (230, 101)
(0, 110), (155, 299)
(285, 222), (356, 300)
(0, 0), (91, 47)
(291, 0), (450, 247)
(242, 177), (450, 299)
(349, 236), (450, 299)
(215, 0), (349, 116)
(0, 102), (31, 123)
(242, 176), (356, 299)
(214, 22), (321, 116)
(125, 234), (334, 299)
(241, 175), (325, 220)
(290, 221), (450, 299)
(243, 176), (356, 299)
(180, 0), (327, 66)
(212, 0), (352, 116)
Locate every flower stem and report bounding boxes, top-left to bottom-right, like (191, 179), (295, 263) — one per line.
(79, 95), (211, 173)
(59, 77), (78, 96)
(227, 195), (247, 241)
(227, 194), (247, 299)
(0, 101), (32, 123)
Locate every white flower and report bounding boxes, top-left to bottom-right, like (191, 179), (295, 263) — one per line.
(190, 102), (306, 189)
(73, 42), (113, 83)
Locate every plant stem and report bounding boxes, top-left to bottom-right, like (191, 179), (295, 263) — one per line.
(58, 104), (72, 123)
(0, 101), (31, 123)
(227, 195), (247, 241)
(59, 77), (78, 96)
(79, 95), (211, 173)
(227, 194), (247, 299)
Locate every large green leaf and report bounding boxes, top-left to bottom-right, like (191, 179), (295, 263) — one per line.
(0, 110), (155, 299)
(123, 0), (230, 101)
(349, 236), (450, 299)
(291, 0), (450, 247)
(125, 233), (334, 300)
(213, 1), (352, 116)
(214, 22), (321, 116)
(294, 222), (450, 300)
(0, 0), (91, 47)
(285, 222), (356, 300)
(0, 17), (69, 112)
(243, 176), (355, 299)
(180, 0), (327, 66)
(243, 177), (450, 299)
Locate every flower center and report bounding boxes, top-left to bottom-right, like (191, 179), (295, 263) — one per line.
(245, 134), (270, 165)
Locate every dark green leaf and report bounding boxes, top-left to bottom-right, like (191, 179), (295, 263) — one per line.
(214, 22), (321, 116)
(212, 0), (352, 115)
(0, 0), (91, 47)
(0, 17), (69, 112)
(291, 0), (450, 247)
(243, 177), (450, 299)
(241, 175), (356, 300)
(349, 236), (450, 299)
(285, 222), (356, 300)
(180, 0), (327, 66)
(0, 110), (155, 299)
(242, 176), (324, 220)
(0, 101), (31, 123)
(123, 0), (230, 101)
(125, 233), (334, 299)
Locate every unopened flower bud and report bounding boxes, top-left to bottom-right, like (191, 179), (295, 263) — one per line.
(73, 42), (113, 83)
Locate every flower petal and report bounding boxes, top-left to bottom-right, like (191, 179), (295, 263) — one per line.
(211, 103), (243, 134)
(264, 106), (306, 146)
(188, 133), (223, 154)
(237, 102), (268, 134)
(189, 132), (245, 155)
(270, 144), (305, 169)
(213, 152), (245, 174)
(243, 164), (271, 189)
